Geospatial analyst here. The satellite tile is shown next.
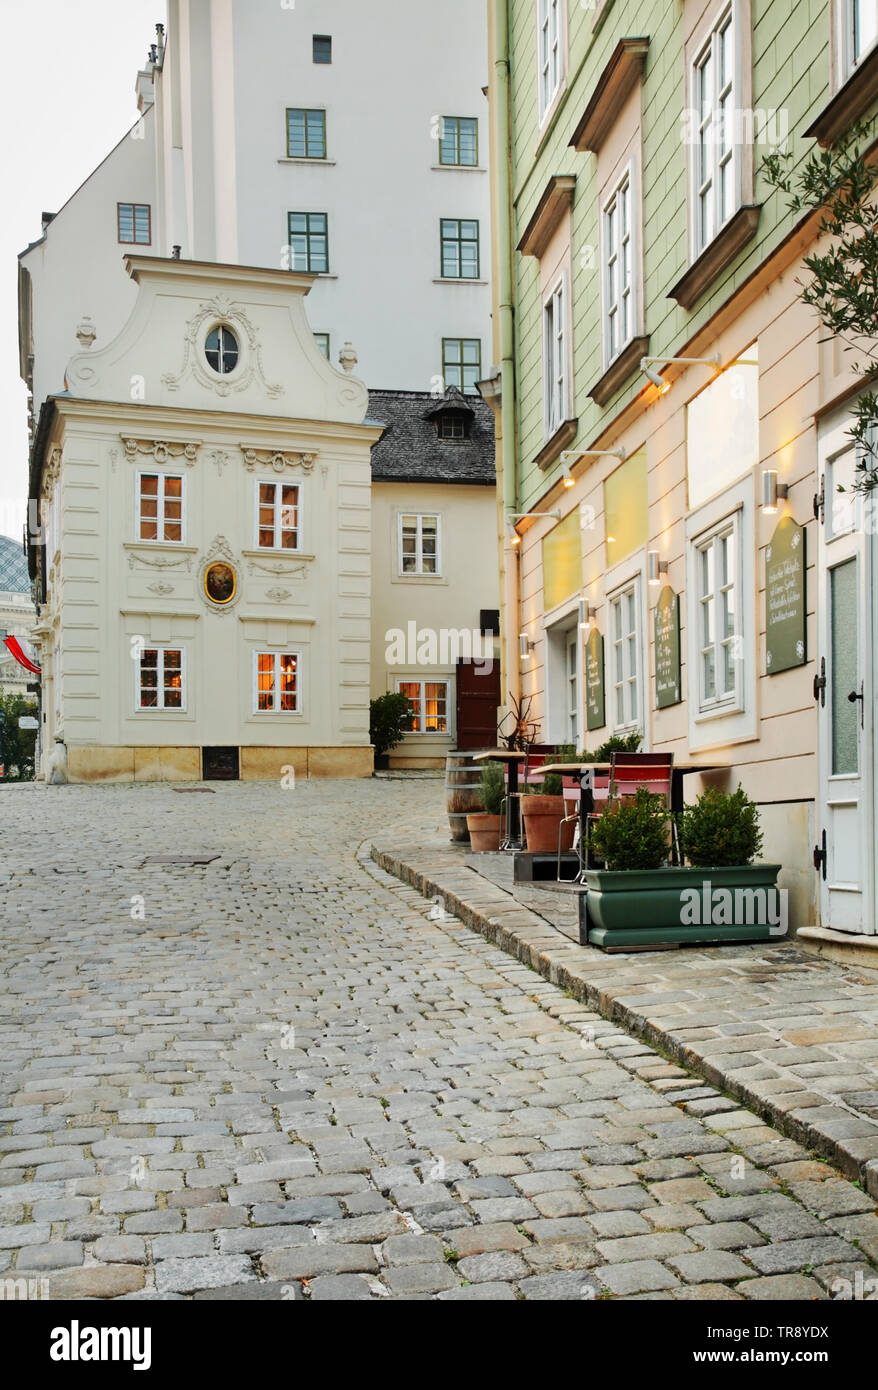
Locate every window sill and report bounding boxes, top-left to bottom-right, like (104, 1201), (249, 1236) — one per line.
(124, 541), (198, 554)
(803, 45), (878, 146)
(242, 549), (314, 561)
(278, 157), (336, 166)
(667, 206), (760, 311)
(431, 164), (486, 173)
(569, 37), (650, 155)
(517, 174), (577, 257)
(533, 417), (579, 471)
(433, 278), (488, 285)
(588, 334), (649, 408)
(392, 573), (448, 586)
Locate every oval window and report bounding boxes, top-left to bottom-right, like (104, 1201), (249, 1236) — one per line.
(204, 562), (237, 605)
(205, 325), (239, 376)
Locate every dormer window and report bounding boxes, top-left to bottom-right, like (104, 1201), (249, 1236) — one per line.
(437, 411), (469, 441)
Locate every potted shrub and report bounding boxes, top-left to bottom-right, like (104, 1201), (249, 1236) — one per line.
(521, 771), (576, 854)
(369, 692), (413, 770)
(581, 785), (782, 951)
(466, 761), (505, 852)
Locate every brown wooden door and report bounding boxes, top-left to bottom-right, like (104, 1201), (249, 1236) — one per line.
(455, 657), (500, 750)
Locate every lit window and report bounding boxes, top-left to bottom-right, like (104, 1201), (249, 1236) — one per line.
(395, 679), (449, 734)
(399, 514), (440, 576)
(138, 647), (184, 711)
(255, 652), (299, 713)
(257, 481), (301, 550)
(439, 117), (478, 166)
(118, 203), (151, 245)
(138, 473), (184, 543)
(440, 219), (480, 279)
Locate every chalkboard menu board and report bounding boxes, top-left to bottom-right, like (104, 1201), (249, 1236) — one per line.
(585, 628), (605, 731)
(654, 585), (681, 708)
(765, 515), (806, 674)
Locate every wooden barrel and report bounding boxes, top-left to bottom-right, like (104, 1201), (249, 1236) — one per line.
(445, 750), (486, 842)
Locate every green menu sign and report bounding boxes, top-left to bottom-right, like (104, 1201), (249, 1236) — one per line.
(585, 627), (605, 731)
(765, 515), (806, 674)
(654, 585), (681, 708)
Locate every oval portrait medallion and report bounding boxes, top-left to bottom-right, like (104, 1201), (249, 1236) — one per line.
(204, 561), (237, 605)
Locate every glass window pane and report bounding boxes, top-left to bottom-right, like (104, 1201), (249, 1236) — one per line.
(831, 559), (859, 774)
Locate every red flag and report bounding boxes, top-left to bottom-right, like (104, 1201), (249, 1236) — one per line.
(3, 635), (40, 676)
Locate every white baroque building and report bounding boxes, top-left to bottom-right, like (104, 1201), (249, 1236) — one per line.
(19, 2), (497, 780)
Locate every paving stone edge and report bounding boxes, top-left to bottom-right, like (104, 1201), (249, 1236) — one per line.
(370, 841), (878, 1202)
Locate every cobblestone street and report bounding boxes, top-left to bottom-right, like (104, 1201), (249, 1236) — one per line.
(2, 777), (878, 1301)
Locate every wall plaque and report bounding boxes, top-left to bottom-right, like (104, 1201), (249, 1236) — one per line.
(654, 584), (681, 708)
(585, 627), (605, 732)
(765, 515), (806, 673)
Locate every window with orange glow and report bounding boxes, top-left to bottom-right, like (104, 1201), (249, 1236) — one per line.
(394, 679), (448, 733)
(255, 652), (299, 712)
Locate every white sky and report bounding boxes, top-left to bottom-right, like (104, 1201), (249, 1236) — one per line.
(1, 0), (166, 541)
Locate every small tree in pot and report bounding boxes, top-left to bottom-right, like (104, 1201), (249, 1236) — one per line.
(679, 785), (763, 866)
(466, 761), (505, 852)
(369, 692), (413, 770)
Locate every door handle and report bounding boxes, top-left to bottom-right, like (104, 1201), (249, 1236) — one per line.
(848, 681), (865, 727)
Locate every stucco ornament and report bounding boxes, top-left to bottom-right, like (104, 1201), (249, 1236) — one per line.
(240, 445), (315, 475)
(199, 536), (242, 616)
(75, 316), (97, 350)
(338, 341), (358, 374)
(162, 295), (284, 399)
(122, 437), (201, 467)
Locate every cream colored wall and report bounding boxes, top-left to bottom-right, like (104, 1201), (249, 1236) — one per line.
(516, 250), (826, 929)
(371, 480), (499, 766)
(37, 258), (378, 782)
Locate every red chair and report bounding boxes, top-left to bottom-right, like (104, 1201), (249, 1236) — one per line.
(608, 751), (678, 861)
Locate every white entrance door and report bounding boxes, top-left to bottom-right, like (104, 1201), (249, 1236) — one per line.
(565, 629), (580, 746)
(816, 418), (875, 934)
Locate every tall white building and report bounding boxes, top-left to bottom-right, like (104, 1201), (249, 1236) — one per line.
(20, 1), (491, 415)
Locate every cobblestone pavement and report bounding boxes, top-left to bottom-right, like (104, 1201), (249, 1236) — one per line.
(2, 778), (878, 1302)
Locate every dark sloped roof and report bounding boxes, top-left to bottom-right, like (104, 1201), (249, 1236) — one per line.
(368, 387), (495, 485)
(0, 534), (30, 593)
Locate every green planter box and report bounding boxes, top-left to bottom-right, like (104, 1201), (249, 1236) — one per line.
(579, 864), (784, 950)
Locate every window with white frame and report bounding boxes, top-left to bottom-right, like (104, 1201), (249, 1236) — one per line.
(543, 277), (568, 437)
(399, 514), (440, 575)
(602, 171), (633, 364)
(254, 651), (300, 713)
(256, 481), (301, 550)
(694, 515), (741, 712)
(538, 0), (564, 121)
(845, 0), (878, 72)
(395, 679), (449, 734)
(137, 473), (184, 543)
(138, 647), (184, 711)
(609, 580), (641, 732)
(691, 5), (737, 256)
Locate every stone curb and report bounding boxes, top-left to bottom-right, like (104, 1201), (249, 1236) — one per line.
(370, 840), (878, 1202)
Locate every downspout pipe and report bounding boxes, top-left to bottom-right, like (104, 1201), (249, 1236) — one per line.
(490, 0), (520, 710)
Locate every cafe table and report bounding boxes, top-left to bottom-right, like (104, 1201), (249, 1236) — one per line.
(472, 749), (530, 851)
(539, 760), (725, 878)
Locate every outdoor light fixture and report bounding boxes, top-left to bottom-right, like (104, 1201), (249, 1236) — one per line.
(647, 550), (669, 586)
(761, 470), (789, 515)
(519, 633), (533, 659)
(561, 447), (626, 464)
(640, 354), (721, 395)
(506, 523), (521, 546)
(561, 462), (575, 488)
(578, 599), (597, 629)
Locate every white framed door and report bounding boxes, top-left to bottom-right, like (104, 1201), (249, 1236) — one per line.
(816, 417), (875, 934)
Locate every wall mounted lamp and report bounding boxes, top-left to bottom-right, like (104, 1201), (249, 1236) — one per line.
(578, 599), (598, 630)
(506, 508), (562, 546)
(519, 633), (533, 659)
(561, 448), (626, 465)
(561, 462), (575, 488)
(761, 470), (789, 515)
(640, 354), (721, 394)
(647, 550), (669, 586)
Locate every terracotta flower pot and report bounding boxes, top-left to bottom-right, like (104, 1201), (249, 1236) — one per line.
(466, 812), (502, 852)
(521, 794), (574, 854)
